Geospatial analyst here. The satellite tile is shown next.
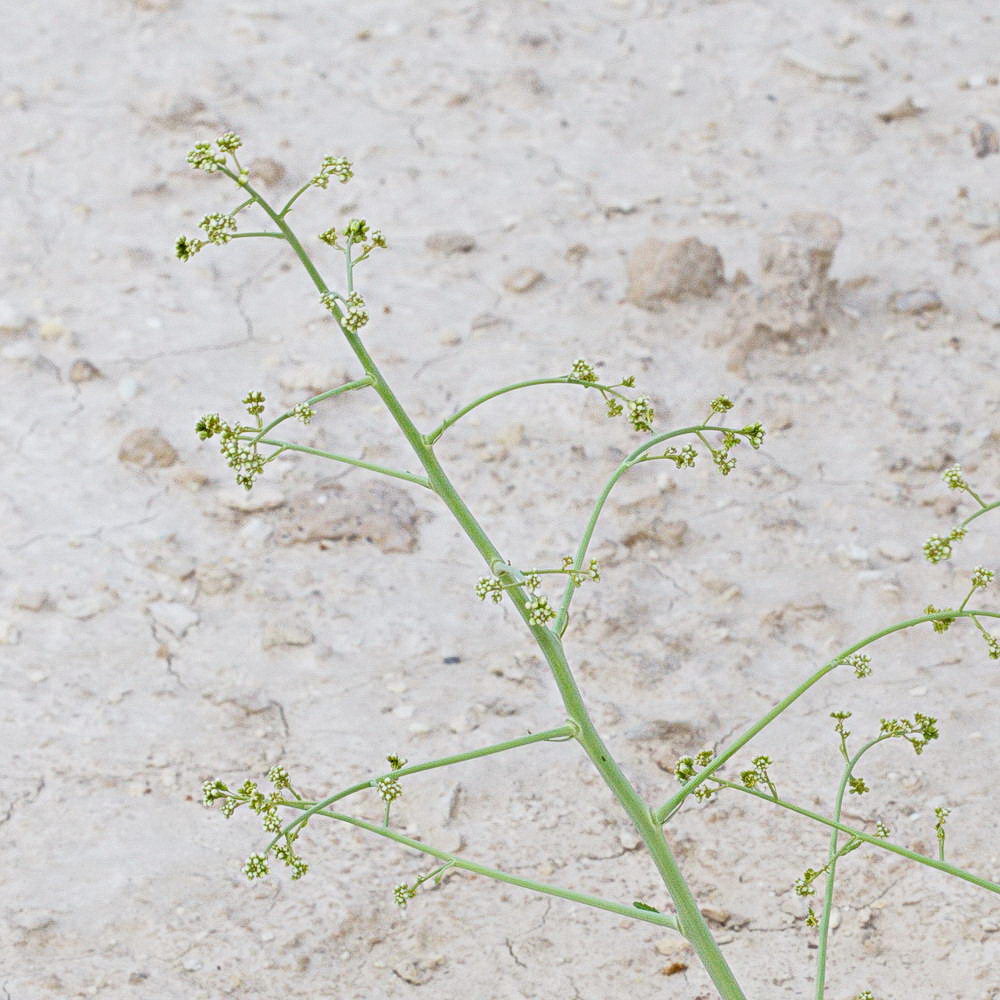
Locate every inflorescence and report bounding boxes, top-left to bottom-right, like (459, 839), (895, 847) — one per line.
(195, 390), (314, 490)
(476, 556), (601, 627)
(202, 766), (309, 881)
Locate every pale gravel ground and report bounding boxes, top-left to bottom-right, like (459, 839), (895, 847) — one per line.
(2, 1), (999, 998)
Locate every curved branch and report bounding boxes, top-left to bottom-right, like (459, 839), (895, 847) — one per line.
(268, 724), (578, 851)
(245, 377), (375, 446)
(553, 423), (741, 635)
(710, 779), (999, 896)
(278, 802), (680, 932)
(426, 376), (620, 445)
(237, 434), (432, 489)
(655, 609), (1000, 823)
(815, 734), (887, 999)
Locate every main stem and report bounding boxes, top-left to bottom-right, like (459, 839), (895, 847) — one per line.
(237, 174), (747, 1000)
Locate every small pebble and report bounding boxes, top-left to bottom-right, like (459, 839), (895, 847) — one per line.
(117, 376), (140, 401)
(425, 231), (476, 255)
(38, 317), (68, 340)
(970, 121), (999, 159)
(877, 541), (912, 562)
(883, 5), (913, 25)
(118, 428), (177, 468)
(782, 47), (867, 83)
(889, 288), (942, 315)
(502, 267), (543, 293)
(69, 358), (101, 382)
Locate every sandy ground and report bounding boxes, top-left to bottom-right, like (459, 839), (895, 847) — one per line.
(3, 1), (999, 998)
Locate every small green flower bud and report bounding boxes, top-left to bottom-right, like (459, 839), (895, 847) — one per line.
(394, 883), (417, 907)
(971, 566), (995, 589)
(569, 359), (598, 383)
(844, 652), (872, 678)
(628, 396), (654, 433)
(242, 390), (265, 417)
(525, 596), (556, 627)
(710, 394), (734, 413)
(267, 765), (290, 789)
(942, 465), (967, 490)
(195, 413), (223, 440)
(216, 131), (242, 153)
(243, 853), (269, 880)
(376, 776), (402, 803)
(175, 235), (205, 261)
(199, 212), (238, 246)
(187, 142), (226, 172)
(292, 402), (314, 424)
(344, 218), (369, 243)
(201, 779), (229, 806)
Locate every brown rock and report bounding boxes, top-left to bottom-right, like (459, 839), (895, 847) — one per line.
(711, 212), (843, 372)
(248, 157), (287, 186)
(118, 428), (178, 468)
(626, 236), (725, 310)
(69, 359), (102, 383)
(425, 231), (476, 255)
(272, 480), (428, 553)
(970, 121), (999, 158)
(889, 287), (942, 314)
(503, 267), (544, 293)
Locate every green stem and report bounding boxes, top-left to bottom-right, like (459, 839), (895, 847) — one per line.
(270, 724), (578, 849)
(711, 780), (999, 895)
(246, 376), (375, 444)
(226, 173), (747, 999)
(231, 231), (286, 240)
(814, 735), (885, 1000)
(655, 609), (1000, 824)
(553, 423), (741, 636)
(278, 180), (314, 218)
(427, 376), (613, 445)
(235, 435), (431, 489)
(277, 801), (681, 932)
(959, 498), (1000, 525)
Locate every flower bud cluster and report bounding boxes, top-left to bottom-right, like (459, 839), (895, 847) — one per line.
(661, 444), (698, 468)
(200, 212), (238, 246)
(567, 361), (655, 433)
(376, 776), (403, 804)
(319, 221), (387, 256)
(923, 604), (956, 633)
(186, 139), (229, 173)
(202, 765), (309, 881)
(175, 235), (205, 261)
(475, 558), (600, 627)
(341, 292), (369, 332)
(739, 754), (777, 798)
(922, 525), (966, 564)
(526, 597), (556, 627)
(195, 391), (280, 489)
(942, 465), (968, 491)
(311, 155), (354, 188)
(291, 402), (314, 424)
(878, 713), (939, 754)
(394, 882), (417, 907)
(842, 652), (872, 678)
